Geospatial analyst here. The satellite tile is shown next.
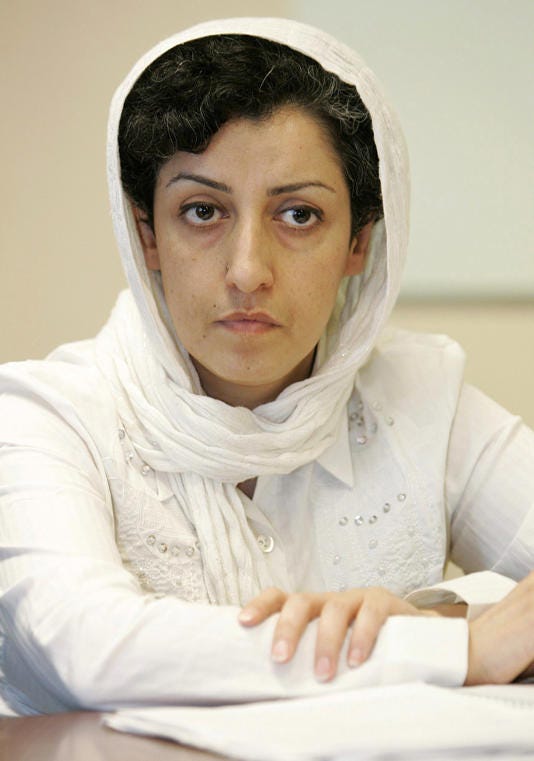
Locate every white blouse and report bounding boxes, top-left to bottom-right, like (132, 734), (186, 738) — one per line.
(0, 328), (533, 715)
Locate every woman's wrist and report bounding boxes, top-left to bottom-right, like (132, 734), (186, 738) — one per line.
(426, 603), (468, 618)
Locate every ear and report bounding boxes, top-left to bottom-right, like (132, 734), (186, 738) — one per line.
(343, 220), (374, 277)
(132, 205), (160, 271)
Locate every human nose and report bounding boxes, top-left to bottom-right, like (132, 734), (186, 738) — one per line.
(224, 218), (274, 293)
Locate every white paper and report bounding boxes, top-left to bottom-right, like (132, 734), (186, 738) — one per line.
(104, 682), (534, 761)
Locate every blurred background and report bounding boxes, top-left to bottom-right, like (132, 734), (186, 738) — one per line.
(1, 0), (533, 425)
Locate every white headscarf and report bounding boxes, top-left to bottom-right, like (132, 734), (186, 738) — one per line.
(97, 17), (410, 605)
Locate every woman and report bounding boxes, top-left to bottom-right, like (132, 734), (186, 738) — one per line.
(0, 17), (532, 716)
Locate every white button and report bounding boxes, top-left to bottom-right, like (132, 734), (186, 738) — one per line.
(257, 534), (274, 553)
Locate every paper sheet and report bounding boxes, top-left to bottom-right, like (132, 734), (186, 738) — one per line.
(104, 683), (534, 761)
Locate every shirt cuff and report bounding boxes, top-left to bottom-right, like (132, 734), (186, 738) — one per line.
(372, 615), (469, 687)
(404, 571), (517, 621)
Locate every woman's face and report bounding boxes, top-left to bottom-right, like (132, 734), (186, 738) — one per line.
(136, 105), (372, 408)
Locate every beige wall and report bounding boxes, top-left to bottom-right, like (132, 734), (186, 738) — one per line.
(1, 0), (289, 362)
(2, 2), (533, 431)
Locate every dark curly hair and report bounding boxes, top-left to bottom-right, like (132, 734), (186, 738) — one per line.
(119, 34), (383, 235)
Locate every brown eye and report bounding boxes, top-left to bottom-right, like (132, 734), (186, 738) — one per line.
(291, 208), (312, 224)
(279, 206), (321, 229)
(181, 202), (224, 226)
(193, 203), (214, 220)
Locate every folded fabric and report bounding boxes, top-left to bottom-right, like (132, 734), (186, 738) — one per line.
(405, 570), (517, 620)
(105, 682), (534, 761)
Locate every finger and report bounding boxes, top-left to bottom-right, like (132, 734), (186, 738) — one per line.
(518, 660), (534, 680)
(238, 587), (287, 626)
(271, 593), (324, 664)
(314, 596), (358, 681)
(348, 590), (390, 666)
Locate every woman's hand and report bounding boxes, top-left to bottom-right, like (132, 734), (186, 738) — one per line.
(239, 586), (438, 682)
(466, 570), (534, 685)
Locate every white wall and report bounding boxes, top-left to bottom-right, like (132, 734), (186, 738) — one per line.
(295, 0), (534, 298)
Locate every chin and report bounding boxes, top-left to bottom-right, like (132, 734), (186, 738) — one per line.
(214, 368), (282, 388)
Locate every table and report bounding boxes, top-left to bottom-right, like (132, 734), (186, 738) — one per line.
(0, 712), (228, 761)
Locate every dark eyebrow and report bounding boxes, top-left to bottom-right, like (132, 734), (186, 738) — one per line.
(268, 181), (336, 196)
(165, 174), (336, 196)
(166, 172), (232, 193)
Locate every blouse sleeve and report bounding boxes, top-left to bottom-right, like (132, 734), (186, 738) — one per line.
(446, 383), (534, 577)
(0, 385), (468, 715)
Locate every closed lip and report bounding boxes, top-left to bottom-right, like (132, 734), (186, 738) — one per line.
(217, 311), (282, 326)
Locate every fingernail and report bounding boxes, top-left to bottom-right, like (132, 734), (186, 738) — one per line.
(348, 648), (363, 667)
(238, 607), (257, 623)
(272, 639), (290, 663)
(315, 656), (332, 681)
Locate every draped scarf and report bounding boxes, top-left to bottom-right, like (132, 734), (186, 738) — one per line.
(97, 17), (410, 605)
